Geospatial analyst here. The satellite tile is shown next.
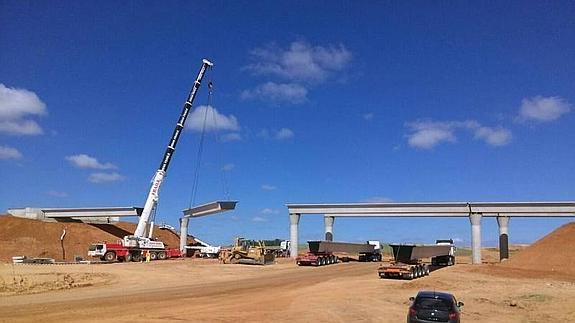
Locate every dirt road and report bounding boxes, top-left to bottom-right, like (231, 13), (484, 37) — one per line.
(1, 258), (574, 322)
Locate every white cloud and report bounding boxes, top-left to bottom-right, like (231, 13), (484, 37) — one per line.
(261, 208), (279, 215)
(241, 82), (307, 104)
(246, 41), (352, 83)
(0, 145), (22, 160)
(275, 128), (294, 140)
(258, 128), (295, 140)
(363, 113), (374, 121)
(518, 96), (571, 122)
(406, 120), (512, 149)
(47, 190), (68, 198)
(66, 154), (117, 170)
(222, 163), (235, 171)
(251, 216), (268, 223)
(88, 172), (124, 183)
(473, 126), (512, 146)
(406, 121), (457, 149)
(261, 184), (277, 191)
(186, 105), (240, 132)
(0, 84), (47, 136)
(221, 133), (242, 142)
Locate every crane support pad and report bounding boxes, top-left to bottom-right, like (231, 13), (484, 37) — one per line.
(307, 241), (375, 254)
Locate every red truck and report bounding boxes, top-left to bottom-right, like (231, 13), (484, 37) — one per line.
(88, 240), (181, 262)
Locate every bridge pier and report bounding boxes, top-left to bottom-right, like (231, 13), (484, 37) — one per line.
(469, 213), (482, 264)
(179, 217), (189, 254)
(289, 213), (301, 258)
(324, 216), (335, 241)
(497, 215), (510, 261)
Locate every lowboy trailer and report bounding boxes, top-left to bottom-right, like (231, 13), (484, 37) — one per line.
(296, 240), (382, 266)
(378, 243), (454, 279)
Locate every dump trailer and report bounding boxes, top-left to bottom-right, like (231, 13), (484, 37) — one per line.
(296, 240), (382, 266)
(378, 243), (454, 279)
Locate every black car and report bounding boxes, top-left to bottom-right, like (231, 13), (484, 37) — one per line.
(407, 291), (463, 323)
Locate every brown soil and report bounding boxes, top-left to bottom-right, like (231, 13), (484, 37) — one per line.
(0, 214), (191, 262)
(501, 222), (575, 275)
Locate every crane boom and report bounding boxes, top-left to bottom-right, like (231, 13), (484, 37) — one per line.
(133, 59), (213, 238)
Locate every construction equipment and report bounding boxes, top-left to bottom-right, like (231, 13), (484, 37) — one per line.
(296, 240), (382, 266)
(185, 237), (221, 258)
(88, 59), (213, 262)
(432, 239), (456, 266)
(378, 242), (455, 279)
(219, 238), (275, 265)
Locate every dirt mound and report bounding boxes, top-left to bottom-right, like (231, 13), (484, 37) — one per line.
(502, 222), (575, 275)
(0, 214), (189, 262)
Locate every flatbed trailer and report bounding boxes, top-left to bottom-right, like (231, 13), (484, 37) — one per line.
(296, 240), (381, 266)
(378, 243), (453, 280)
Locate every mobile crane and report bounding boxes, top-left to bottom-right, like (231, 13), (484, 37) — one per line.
(88, 59), (213, 262)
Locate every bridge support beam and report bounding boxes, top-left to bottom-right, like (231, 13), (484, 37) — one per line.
(497, 215), (510, 261)
(289, 213), (301, 259)
(469, 213), (483, 265)
(324, 216), (335, 241)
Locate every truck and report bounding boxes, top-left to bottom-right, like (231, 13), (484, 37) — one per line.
(185, 237), (221, 258)
(296, 240), (382, 266)
(431, 239), (456, 266)
(88, 59), (213, 262)
(378, 242), (455, 280)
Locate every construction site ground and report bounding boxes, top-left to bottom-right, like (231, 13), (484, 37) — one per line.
(2, 217), (575, 322)
(0, 254), (574, 323)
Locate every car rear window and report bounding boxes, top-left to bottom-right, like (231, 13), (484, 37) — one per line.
(415, 297), (452, 311)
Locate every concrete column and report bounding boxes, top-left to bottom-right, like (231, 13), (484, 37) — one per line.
(497, 215), (510, 261)
(324, 216), (335, 241)
(469, 213), (482, 265)
(289, 213), (301, 259)
(179, 217), (189, 255)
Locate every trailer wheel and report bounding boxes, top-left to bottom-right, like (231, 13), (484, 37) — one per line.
(157, 251), (167, 260)
(334, 256), (339, 263)
(131, 252), (142, 262)
(104, 251), (116, 262)
(125, 253), (132, 262)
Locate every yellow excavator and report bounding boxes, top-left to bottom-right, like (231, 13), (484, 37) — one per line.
(219, 237), (275, 265)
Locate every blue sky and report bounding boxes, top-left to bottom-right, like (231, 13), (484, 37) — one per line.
(1, 1), (574, 246)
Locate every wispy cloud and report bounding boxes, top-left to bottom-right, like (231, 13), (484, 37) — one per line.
(221, 133), (242, 142)
(243, 40), (352, 104)
(261, 208), (279, 215)
(222, 163), (235, 171)
(241, 82), (307, 104)
(251, 216), (268, 223)
(0, 84), (46, 136)
(0, 145), (22, 160)
(363, 113), (374, 121)
(245, 41), (352, 83)
(258, 128), (295, 140)
(88, 172), (124, 183)
(406, 120), (512, 149)
(186, 105), (240, 132)
(261, 184), (277, 191)
(66, 154), (117, 170)
(517, 96), (571, 122)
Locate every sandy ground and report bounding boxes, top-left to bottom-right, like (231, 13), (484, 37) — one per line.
(1, 256), (574, 323)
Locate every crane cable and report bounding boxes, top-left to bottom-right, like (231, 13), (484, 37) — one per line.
(208, 81), (232, 201)
(188, 66), (212, 208)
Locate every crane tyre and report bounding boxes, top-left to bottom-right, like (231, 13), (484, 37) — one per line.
(104, 251), (116, 262)
(124, 253), (132, 262)
(157, 251), (167, 260)
(131, 252), (142, 262)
